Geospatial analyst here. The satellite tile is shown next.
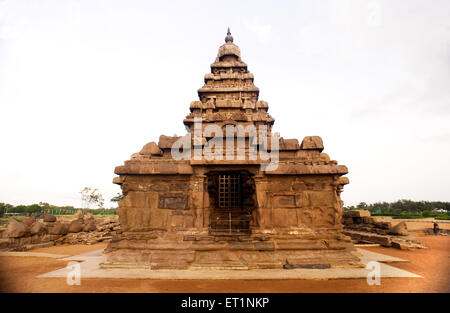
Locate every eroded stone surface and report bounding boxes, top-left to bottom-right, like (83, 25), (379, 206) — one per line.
(7, 220), (27, 238)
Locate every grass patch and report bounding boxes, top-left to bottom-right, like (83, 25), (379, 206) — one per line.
(369, 215), (393, 218)
(0, 216), (27, 222)
(392, 215), (424, 219)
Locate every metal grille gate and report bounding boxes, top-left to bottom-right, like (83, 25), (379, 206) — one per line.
(219, 173), (240, 208)
(210, 173), (251, 235)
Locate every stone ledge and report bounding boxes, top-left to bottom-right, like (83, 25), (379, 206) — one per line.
(264, 164), (348, 175)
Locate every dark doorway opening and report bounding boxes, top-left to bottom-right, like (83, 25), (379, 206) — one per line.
(207, 171), (255, 236)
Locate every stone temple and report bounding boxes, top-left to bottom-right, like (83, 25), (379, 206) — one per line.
(103, 29), (359, 269)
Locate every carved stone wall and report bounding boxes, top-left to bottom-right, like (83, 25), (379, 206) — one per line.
(117, 175), (194, 232)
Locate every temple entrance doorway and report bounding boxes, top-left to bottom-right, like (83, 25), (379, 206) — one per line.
(207, 171), (255, 236)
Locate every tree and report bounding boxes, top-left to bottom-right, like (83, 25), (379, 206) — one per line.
(80, 187), (104, 209)
(110, 192), (125, 202)
(357, 202), (368, 209)
(0, 203), (6, 216)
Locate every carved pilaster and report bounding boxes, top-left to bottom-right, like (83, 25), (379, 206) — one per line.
(190, 174), (207, 231)
(253, 175), (267, 230)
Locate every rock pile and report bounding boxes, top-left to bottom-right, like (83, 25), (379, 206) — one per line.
(0, 213), (120, 251)
(342, 210), (426, 250)
(60, 218), (120, 245)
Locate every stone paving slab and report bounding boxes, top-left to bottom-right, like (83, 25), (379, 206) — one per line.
(0, 251), (70, 259)
(60, 249), (104, 260)
(357, 249), (407, 263)
(37, 248), (421, 280)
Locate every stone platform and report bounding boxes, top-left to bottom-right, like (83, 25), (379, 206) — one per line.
(37, 248), (422, 280)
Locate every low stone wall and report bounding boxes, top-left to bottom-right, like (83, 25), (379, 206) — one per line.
(342, 210), (426, 249)
(0, 212), (120, 251)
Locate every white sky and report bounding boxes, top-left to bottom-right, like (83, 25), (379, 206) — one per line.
(0, 0), (449, 208)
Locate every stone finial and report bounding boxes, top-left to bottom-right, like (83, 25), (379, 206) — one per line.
(225, 27), (233, 43)
(279, 138), (300, 150)
(158, 135), (181, 149)
(300, 136), (324, 151)
(139, 142), (163, 156)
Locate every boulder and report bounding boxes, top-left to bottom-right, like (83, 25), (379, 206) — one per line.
(6, 219), (27, 238)
(74, 210), (83, 220)
(30, 221), (47, 235)
(42, 213), (57, 222)
(83, 220), (96, 232)
(48, 222), (68, 235)
(68, 220), (84, 233)
(388, 221), (408, 236)
(62, 223), (69, 234)
(23, 216), (36, 227)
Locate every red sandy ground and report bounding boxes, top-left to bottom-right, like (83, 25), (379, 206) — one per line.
(0, 236), (448, 293)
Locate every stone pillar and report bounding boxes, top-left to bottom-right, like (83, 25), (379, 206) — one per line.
(191, 174), (207, 232)
(253, 175), (268, 230)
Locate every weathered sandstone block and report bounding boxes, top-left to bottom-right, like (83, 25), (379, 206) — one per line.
(48, 222), (68, 235)
(42, 213), (56, 222)
(388, 221), (408, 236)
(83, 220), (96, 232)
(7, 219), (27, 238)
(343, 210), (371, 218)
(30, 222), (47, 235)
(23, 216), (36, 227)
(69, 220), (84, 233)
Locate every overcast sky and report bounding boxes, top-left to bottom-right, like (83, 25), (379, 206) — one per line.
(0, 0), (449, 208)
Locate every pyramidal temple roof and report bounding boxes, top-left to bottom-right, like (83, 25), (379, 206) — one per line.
(184, 29), (275, 128)
(116, 28), (348, 178)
